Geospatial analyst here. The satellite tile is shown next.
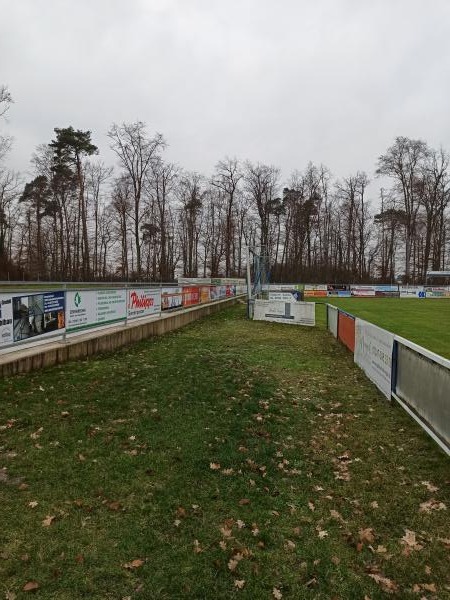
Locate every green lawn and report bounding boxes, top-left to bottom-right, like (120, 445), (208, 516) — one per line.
(1, 305), (449, 599)
(316, 298), (450, 359)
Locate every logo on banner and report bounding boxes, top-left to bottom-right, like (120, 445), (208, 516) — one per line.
(74, 292), (82, 307)
(129, 291), (154, 309)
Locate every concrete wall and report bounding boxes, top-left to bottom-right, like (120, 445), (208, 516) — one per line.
(0, 297), (240, 377)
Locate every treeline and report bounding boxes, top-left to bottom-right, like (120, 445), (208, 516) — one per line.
(1, 86), (449, 283)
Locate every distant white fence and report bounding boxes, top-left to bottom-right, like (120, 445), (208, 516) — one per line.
(326, 304), (450, 456)
(264, 283), (450, 298)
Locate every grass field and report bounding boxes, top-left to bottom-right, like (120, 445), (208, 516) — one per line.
(315, 298), (450, 359)
(1, 304), (449, 599)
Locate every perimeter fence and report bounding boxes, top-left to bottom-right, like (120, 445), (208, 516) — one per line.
(0, 281), (246, 355)
(326, 304), (450, 456)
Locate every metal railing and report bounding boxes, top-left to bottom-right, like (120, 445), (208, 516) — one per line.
(326, 304), (450, 456)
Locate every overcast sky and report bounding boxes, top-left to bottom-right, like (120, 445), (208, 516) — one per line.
(2, 0), (450, 199)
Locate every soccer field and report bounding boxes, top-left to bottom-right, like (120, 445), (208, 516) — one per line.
(321, 297), (450, 359)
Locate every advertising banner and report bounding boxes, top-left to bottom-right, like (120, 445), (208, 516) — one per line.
(338, 311), (356, 352)
(253, 300), (315, 326)
(327, 304), (338, 337)
(374, 285), (399, 297)
(355, 319), (394, 399)
(9, 291), (65, 344)
(66, 289), (126, 332)
(304, 284), (327, 298)
(225, 285), (236, 297)
(182, 286), (200, 307)
(425, 286), (448, 298)
(268, 291), (301, 302)
(327, 284), (351, 297)
(162, 287), (183, 310)
(351, 285), (376, 297)
(127, 288), (161, 320)
(199, 286), (211, 303)
(0, 294), (13, 347)
(399, 286), (425, 298)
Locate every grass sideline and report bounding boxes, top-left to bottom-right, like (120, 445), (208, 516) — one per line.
(1, 304), (449, 599)
(314, 298), (450, 359)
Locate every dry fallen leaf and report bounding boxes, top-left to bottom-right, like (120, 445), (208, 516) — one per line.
(401, 529), (423, 551)
(107, 501), (122, 511)
(273, 587), (283, 599)
(285, 539), (296, 550)
(193, 540), (202, 554)
(23, 582), (39, 592)
(419, 499), (446, 513)
(236, 519), (246, 529)
(370, 501), (379, 509)
(123, 559), (144, 569)
(42, 515), (56, 527)
(28, 501), (38, 509)
(234, 579), (245, 589)
(174, 519), (181, 527)
(210, 462), (221, 470)
(359, 528), (375, 544)
(308, 501), (315, 511)
(317, 528), (328, 539)
(239, 498), (250, 506)
(368, 573), (398, 593)
(228, 558), (239, 572)
(5, 591), (17, 600)
(412, 582), (437, 593)
(421, 481), (439, 493)
(75, 554), (84, 564)
(219, 540), (227, 551)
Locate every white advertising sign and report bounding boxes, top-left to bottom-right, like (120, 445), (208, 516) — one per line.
(268, 291), (301, 302)
(354, 318), (394, 399)
(351, 285), (376, 297)
(127, 289), (161, 319)
(304, 284), (327, 291)
(327, 304), (338, 337)
(399, 286), (425, 298)
(253, 300), (315, 326)
(0, 294), (13, 347)
(66, 289), (126, 332)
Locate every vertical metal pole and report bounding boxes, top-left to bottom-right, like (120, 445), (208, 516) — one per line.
(124, 283), (128, 326)
(246, 245), (252, 318)
(62, 283), (67, 344)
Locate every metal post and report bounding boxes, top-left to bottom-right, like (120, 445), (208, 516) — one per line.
(246, 245), (252, 319)
(61, 283), (68, 344)
(124, 283), (128, 326)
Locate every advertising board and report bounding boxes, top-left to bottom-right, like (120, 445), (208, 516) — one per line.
(374, 285), (399, 297)
(327, 304), (338, 337)
(66, 289), (126, 332)
(253, 300), (315, 326)
(351, 285), (376, 297)
(425, 286), (448, 298)
(304, 284), (327, 298)
(161, 287), (183, 310)
(182, 286), (200, 307)
(268, 291), (301, 302)
(354, 319), (394, 399)
(4, 291), (66, 345)
(327, 284), (351, 297)
(399, 286), (425, 298)
(199, 286), (211, 303)
(338, 311), (356, 351)
(0, 294), (13, 346)
(127, 288), (161, 319)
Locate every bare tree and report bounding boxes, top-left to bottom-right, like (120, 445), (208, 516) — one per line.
(108, 121), (165, 278)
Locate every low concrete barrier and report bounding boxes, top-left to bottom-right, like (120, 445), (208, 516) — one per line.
(0, 296), (240, 377)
